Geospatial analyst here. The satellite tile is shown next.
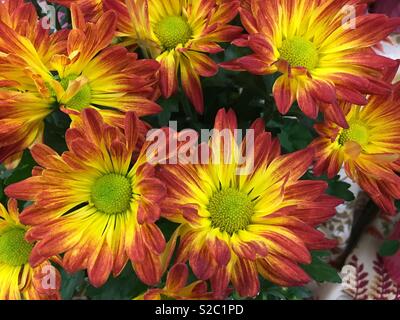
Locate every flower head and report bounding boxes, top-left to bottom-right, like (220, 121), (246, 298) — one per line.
(5, 109), (167, 287)
(0, 4), (160, 164)
(311, 73), (400, 215)
(0, 0), (69, 67)
(0, 0), (69, 165)
(135, 263), (217, 300)
(160, 108), (341, 297)
(52, 5), (161, 124)
(104, 0), (242, 113)
(222, 0), (400, 126)
(0, 199), (60, 300)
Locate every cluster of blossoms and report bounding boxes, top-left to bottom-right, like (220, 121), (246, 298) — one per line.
(0, 0), (399, 300)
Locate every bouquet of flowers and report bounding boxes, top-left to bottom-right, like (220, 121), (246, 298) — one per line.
(0, 0), (399, 300)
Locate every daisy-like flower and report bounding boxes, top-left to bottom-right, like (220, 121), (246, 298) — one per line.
(0, 0), (69, 67)
(222, 0), (400, 126)
(5, 109), (167, 287)
(0, 0), (69, 165)
(0, 4), (160, 164)
(135, 263), (216, 300)
(103, 0), (242, 113)
(311, 72), (400, 215)
(159, 108), (341, 297)
(0, 199), (61, 300)
(49, 5), (161, 126)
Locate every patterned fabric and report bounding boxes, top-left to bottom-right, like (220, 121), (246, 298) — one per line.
(312, 210), (400, 300)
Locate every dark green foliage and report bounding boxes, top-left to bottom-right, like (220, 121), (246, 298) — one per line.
(301, 251), (342, 284)
(379, 240), (400, 257)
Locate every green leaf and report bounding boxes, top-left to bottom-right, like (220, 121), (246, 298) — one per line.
(258, 279), (312, 300)
(60, 270), (86, 300)
(303, 172), (355, 202)
(43, 110), (71, 154)
(301, 251), (341, 283)
(267, 117), (315, 153)
(327, 177), (354, 201)
(285, 286), (313, 300)
(157, 96), (179, 127)
(379, 240), (400, 257)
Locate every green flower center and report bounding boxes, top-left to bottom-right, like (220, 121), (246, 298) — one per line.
(279, 36), (319, 70)
(60, 74), (92, 111)
(0, 228), (33, 266)
(208, 188), (254, 235)
(338, 120), (369, 146)
(91, 174), (133, 215)
(154, 16), (192, 50)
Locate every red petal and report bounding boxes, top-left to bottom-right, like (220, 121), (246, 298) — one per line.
(165, 263), (189, 291)
(180, 55), (204, 113)
(231, 258), (259, 297)
(273, 75), (296, 114)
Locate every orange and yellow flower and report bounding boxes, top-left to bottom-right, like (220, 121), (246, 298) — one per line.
(5, 109), (167, 287)
(222, 0), (400, 127)
(103, 0), (242, 113)
(135, 263), (216, 300)
(311, 76), (400, 215)
(0, 4), (160, 164)
(0, 199), (61, 300)
(0, 0), (69, 165)
(0, 0), (69, 67)
(159, 108), (341, 297)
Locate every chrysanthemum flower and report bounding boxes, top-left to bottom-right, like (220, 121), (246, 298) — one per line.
(103, 0), (242, 113)
(0, 199), (61, 300)
(0, 0), (69, 165)
(222, 0), (400, 126)
(135, 263), (216, 300)
(51, 5), (161, 126)
(5, 109), (167, 287)
(0, 0), (69, 67)
(311, 75), (400, 215)
(0, 4), (160, 164)
(160, 108), (341, 297)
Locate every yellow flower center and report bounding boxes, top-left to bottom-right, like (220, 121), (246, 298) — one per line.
(0, 228), (33, 266)
(60, 74), (92, 111)
(91, 174), (133, 215)
(154, 16), (192, 50)
(279, 36), (319, 70)
(208, 188), (254, 235)
(338, 120), (369, 146)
